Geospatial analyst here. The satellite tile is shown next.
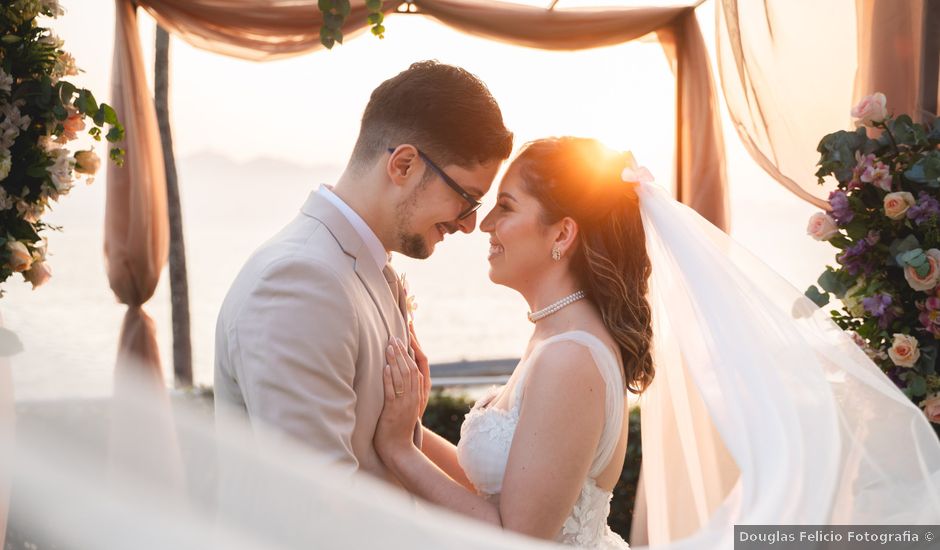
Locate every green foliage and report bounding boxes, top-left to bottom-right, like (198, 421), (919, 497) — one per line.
(811, 95), (940, 413)
(0, 0), (124, 295)
(318, 0), (385, 49)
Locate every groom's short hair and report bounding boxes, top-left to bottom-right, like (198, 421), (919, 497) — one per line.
(350, 60), (513, 171)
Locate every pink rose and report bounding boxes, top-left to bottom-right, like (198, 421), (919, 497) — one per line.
(923, 393), (940, 424)
(904, 249), (940, 291)
(851, 92), (888, 127)
(862, 162), (892, 191)
(56, 107), (85, 144)
(24, 260), (51, 289)
(806, 212), (839, 240)
(6, 240), (31, 272)
(888, 333), (920, 368)
(883, 191), (915, 220)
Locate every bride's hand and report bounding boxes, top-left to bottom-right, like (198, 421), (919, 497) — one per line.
(374, 337), (424, 460)
(409, 322), (432, 419)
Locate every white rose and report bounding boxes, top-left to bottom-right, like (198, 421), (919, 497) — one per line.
(46, 148), (74, 194)
(806, 212), (839, 240)
(904, 249), (940, 292)
(883, 191), (915, 220)
(6, 240), (32, 272)
(888, 333), (920, 368)
(851, 92), (888, 127)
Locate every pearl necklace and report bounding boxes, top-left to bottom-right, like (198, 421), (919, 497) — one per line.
(527, 290), (586, 323)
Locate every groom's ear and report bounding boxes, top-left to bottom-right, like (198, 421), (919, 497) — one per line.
(554, 217), (579, 257)
(386, 145), (422, 187)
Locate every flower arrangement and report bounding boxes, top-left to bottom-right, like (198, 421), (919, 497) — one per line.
(0, 0), (123, 297)
(806, 92), (940, 425)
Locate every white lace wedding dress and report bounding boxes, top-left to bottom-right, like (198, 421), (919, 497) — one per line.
(456, 330), (629, 549)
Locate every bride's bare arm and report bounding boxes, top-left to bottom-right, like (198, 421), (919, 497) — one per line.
(420, 427), (476, 491)
(375, 338), (605, 539)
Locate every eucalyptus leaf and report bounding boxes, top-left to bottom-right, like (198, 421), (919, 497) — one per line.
(106, 125), (124, 143)
(896, 248), (926, 268)
(804, 285), (830, 307)
(101, 104), (118, 125)
(910, 373), (927, 397)
(918, 344), (938, 375)
(818, 269), (849, 297)
(74, 89), (98, 117)
(887, 236), (921, 266)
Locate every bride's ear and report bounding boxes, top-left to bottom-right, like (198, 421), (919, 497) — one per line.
(553, 217), (579, 258)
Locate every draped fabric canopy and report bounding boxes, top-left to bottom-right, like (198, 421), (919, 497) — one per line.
(105, 1), (729, 546)
(106, 0), (729, 382)
(716, 0), (940, 209)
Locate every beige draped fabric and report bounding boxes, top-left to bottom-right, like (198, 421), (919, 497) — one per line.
(412, 0), (729, 229)
(106, 0), (169, 385)
(115, 0), (728, 230)
(658, 8), (728, 231)
(854, 0), (934, 122)
(717, 0), (940, 209)
(136, 0), (399, 61)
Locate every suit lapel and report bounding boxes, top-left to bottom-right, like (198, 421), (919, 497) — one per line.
(301, 191), (407, 344)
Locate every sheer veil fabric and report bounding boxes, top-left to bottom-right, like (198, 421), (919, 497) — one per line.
(636, 180), (940, 546)
(5, 182), (940, 549)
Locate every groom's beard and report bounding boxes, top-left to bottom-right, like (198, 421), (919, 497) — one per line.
(400, 232), (430, 259)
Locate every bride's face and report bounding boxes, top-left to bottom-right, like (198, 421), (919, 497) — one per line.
(480, 167), (556, 288)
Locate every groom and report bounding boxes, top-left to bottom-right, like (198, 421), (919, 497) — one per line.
(214, 61), (513, 484)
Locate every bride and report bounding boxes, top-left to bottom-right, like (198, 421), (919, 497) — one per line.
(374, 137), (654, 548)
(373, 136), (940, 548)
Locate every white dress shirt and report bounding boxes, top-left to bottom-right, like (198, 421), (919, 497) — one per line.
(317, 184), (389, 271)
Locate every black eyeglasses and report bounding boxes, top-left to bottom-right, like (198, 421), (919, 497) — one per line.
(387, 147), (482, 220)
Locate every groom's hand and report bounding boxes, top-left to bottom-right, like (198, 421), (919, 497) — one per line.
(409, 322), (432, 420)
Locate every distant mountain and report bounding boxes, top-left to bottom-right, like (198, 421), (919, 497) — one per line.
(179, 151), (345, 189)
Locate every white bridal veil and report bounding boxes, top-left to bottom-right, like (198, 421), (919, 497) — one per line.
(3, 181), (939, 550)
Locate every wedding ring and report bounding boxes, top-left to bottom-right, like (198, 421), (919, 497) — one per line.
(394, 388), (404, 397)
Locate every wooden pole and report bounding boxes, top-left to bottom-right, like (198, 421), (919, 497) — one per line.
(155, 25), (193, 388)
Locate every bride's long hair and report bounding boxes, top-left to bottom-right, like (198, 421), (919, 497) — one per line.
(512, 137), (655, 394)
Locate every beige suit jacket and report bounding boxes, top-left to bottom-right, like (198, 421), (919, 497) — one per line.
(214, 191), (409, 483)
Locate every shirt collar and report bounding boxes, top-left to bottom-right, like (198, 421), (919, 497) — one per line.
(317, 185), (389, 271)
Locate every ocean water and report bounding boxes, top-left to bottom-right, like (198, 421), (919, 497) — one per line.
(2, 151), (836, 400)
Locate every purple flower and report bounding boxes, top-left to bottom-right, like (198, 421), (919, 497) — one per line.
(906, 192), (940, 226)
(828, 190), (854, 225)
(863, 293), (898, 329)
(837, 239), (874, 276)
(863, 293), (892, 317)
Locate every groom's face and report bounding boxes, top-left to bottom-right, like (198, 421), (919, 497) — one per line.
(394, 157), (501, 259)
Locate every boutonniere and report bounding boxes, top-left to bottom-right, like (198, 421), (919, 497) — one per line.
(399, 273), (418, 322)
